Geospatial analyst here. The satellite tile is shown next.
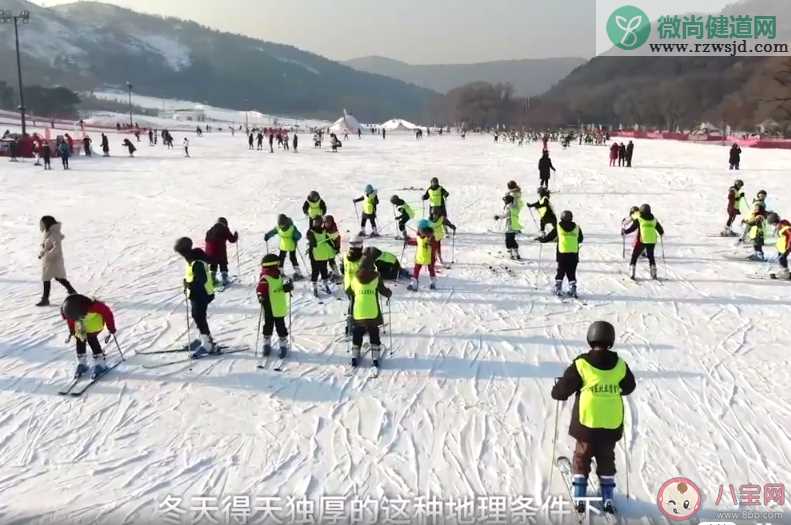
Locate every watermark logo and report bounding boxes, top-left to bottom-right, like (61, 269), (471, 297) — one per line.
(607, 5), (651, 50)
(657, 477), (702, 521)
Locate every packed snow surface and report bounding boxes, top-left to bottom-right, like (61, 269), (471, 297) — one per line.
(0, 130), (790, 524)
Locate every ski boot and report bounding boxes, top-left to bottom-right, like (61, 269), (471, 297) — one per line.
(262, 336), (273, 357)
(573, 475), (588, 514)
(407, 278), (418, 292)
(74, 355), (90, 378)
(358, 229), (367, 238)
(748, 251), (765, 262)
(514, 249), (521, 261)
(91, 354), (108, 379)
(278, 337), (289, 359)
(371, 344), (381, 368)
(554, 279), (563, 296)
(210, 271), (218, 286)
(568, 281), (578, 299)
(351, 345), (361, 368)
(292, 268), (304, 281)
(221, 272), (230, 287)
(191, 334), (215, 359)
(429, 277), (437, 290)
(508, 248), (516, 260)
(650, 265), (658, 280)
(370, 227), (380, 238)
(629, 265), (637, 280)
(322, 279), (332, 295)
(312, 282), (320, 298)
(600, 475), (616, 515)
(35, 298), (50, 307)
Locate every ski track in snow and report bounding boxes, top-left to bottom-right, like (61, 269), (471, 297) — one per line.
(0, 131), (790, 523)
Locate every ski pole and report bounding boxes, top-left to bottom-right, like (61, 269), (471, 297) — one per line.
(254, 304), (263, 360)
(623, 407), (631, 500)
(451, 230), (456, 264)
(548, 393), (560, 498)
(265, 239), (270, 254)
(111, 333), (126, 361)
(353, 201), (360, 222)
(236, 239), (241, 282)
(535, 242), (544, 289)
(288, 292), (293, 351)
(621, 231), (625, 260)
(183, 290), (192, 351)
(526, 206), (539, 229)
(387, 300), (393, 356)
(660, 236), (667, 277)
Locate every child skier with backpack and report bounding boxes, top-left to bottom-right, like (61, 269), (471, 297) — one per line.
(61, 294), (117, 379)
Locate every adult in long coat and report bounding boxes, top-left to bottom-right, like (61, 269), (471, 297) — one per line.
(37, 216), (76, 306)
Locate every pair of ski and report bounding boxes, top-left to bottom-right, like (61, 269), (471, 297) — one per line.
(139, 342), (248, 369)
(555, 456), (620, 524)
(257, 351), (288, 372)
(344, 343), (385, 380)
(57, 359), (124, 397)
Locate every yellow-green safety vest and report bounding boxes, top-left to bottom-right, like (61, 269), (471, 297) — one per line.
(557, 224), (579, 254)
(538, 196), (552, 218)
(432, 217), (446, 242)
(351, 276), (381, 320)
(400, 203), (415, 219)
(75, 312), (104, 341)
(748, 214), (763, 240)
(263, 275), (288, 317)
(575, 358), (626, 430)
(185, 260), (215, 298)
(509, 205), (522, 232)
(312, 231), (335, 261)
(637, 217), (658, 245)
(363, 194), (376, 215)
(416, 235), (432, 265)
(307, 200), (323, 219)
(428, 187), (443, 207)
(777, 225), (790, 253)
(377, 251), (398, 265)
(343, 255), (362, 290)
(277, 225), (296, 252)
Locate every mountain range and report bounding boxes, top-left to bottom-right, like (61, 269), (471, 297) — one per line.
(0, 0), (436, 121)
(343, 56), (586, 97)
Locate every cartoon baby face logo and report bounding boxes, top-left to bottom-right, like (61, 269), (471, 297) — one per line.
(657, 477), (702, 521)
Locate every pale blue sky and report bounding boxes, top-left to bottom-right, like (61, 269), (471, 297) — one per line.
(39, 0), (740, 63)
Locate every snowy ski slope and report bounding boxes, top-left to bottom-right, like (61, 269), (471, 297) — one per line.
(0, 131), (790, 524)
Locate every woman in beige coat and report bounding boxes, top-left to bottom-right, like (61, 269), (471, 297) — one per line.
(37, 215), (76, 306)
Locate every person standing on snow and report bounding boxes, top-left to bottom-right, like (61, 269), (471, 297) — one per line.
(625, 141), (634, 167)
(341, 235), (365, 337)
(256, 254), (294, 359)
(422, 177), (449, 217)
(205, 217), (239, 287)
(527, 187), (557, 234)
(767, 213), (791, 279)
(354, 184), (380, 237)
(174, 237), (217, 358)
(348, 255), (392, 369)
(302, 191), (327, 222)
(390, 195), (415, 240)
(101, 133), (110, 156)
(622, 204), (664, 280)
(551, 321), (636, 516)
(537, 210), (583, 298)
(538, 150), (556, 189)
(264, 215), (303, 280)
(723, 179), (745, 236)
(60, 294), (116, 379)
(58, 140), (70, 170)
(406, 219), (438, 291)
(306, 217), (335, 297)
(183, 137), (190, 158)
(36, 215), (77, 307)
(495, 194), (522, 260)
(729, 143), (742, 170)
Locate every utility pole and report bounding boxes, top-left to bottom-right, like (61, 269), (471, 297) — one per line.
(126, 81), (133, 127)
(1, 10), (31, 135)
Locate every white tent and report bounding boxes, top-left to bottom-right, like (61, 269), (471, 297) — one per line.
(330, 110), (362, 134)
(381, 118), (423, 132)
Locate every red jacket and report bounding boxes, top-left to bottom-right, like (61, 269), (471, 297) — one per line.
(256, 265), (281, 297)
(64, 300), (116, 335)
(205, 224), (238, 264)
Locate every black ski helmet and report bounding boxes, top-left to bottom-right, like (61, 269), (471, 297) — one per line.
(390, 195), (403, 206)
(734, 179), (744, 189)
(430, 177), (439, 186)
(363, 246), (381, 260)
(503, 194), (514, 204)
(537, 186), (548, 196)
(217, 217), (228, 226)
(174, 237), (192, 255)
(277, 214), (289, 228)
(587, 321), (616, 350)
(639, 203), (652, 215)
(507, 180), (518, 190)
(757, 190), (767, 198)
(308, 190), (320, 202)
(261, 253), (280, 267)
(767, 212), (780, 225)
(629, 206), (639, 215)
(60, 294), (93, 321)
(560, 210), (573, 222)
(310, 216), (323, 229)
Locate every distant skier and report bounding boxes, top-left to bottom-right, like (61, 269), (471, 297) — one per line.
(183, 137), (190, 157)
(82, 136), (92, 157)
(390, 195), (415, 239)
(256, 132), (264, 150)
(494, 194), (522, 260)
(323, 215), (342, 280)
(622, 204), (664, 280)
(354, 184), (379, 237)
(551, 321), (636, 516)
(57, 140), (70, 170)
(264, 215), (303, 280)
(429, 207), (456, 266)
(723, 179), (745, 236)
(609, 142), (619, 167)
(61, 294), (116, 378)
(204, 217), (238, 287)
(406, 219), (437, 291)
(292, 133), (298, 153)
(625, 140), (634, 167)
(41, 142), (52, 170)
(743, 201), (767, 261)
(174, 237), (217, 358)
(330, 133), (342, 152)
(307, 217), (335, 297)
(248, 132), (255, 150)
(101, 133), (110, 156)
(537, 210), (583, 298)
(348, 255), (392, 369)
(527, 187), (557, 234)
(767, 213), (791, 279)
(618, 143), (627, 167)
(341, 235), (365, 337)
(729, 143), (742, 170)
(302, 191), (327, 221)
(538, 151), (556, 189)
(122, 138), (136, 157)
(37, 215), (77, 306)
(422, 177), (449, 217)
(256, 254), (294, 359)
(268, 132), (275, 153)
